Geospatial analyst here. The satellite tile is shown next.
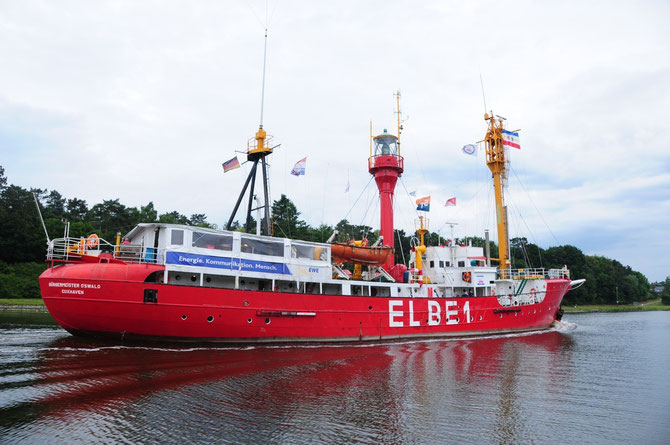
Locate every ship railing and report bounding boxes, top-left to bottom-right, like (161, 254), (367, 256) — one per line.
(500, 267), (570, 280)
(368, 154), (404, 170)
(47, 236), (164, 264)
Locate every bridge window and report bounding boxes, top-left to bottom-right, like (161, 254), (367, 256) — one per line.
(192, 231), (233, 251)
(241, 237), (284, 257)
(291, 244), (328, 261)
(171, 229), (184, 245)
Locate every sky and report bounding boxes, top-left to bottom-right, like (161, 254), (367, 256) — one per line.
(1, 1), (669, 282)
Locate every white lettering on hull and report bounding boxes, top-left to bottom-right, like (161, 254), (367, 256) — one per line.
(388, 299), (472, 328)
(389, 300), (404, 327)
(428, 301), (441, 325)
(408, 301), (420, 327)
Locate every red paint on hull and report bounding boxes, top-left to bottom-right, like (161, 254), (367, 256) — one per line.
(39, 263), (571, 343)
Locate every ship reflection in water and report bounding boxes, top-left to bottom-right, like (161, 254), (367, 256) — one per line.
(1, 319), (576, 444)
(3, 312), (670, 444)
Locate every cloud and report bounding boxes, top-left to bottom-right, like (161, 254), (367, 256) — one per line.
(1, 1), (669, 281)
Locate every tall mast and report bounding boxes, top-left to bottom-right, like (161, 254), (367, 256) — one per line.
(484, 112), (510, 275)
(226, 28), (275, 236)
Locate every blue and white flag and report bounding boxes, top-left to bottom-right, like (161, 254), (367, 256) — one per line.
(409, 190), (417, 197)
(291, 157), (306, 176)
(462, 144), (477, 156)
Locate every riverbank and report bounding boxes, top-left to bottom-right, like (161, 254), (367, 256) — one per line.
(562, 299), (669, 313)
(0, 298), (47, 312)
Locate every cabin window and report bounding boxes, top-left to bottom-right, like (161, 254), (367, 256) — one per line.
(458, 261), (465, 267)
(241, 237), (284, 256)
(446, 261), (451, 267)
(429, 261), (435, 268)
(439, 261), (444, 268)
(171, 229), (184, 245)
(192, 231), (233, 251)
(291, 244), (328, 261)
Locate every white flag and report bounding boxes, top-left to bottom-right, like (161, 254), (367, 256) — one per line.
(462, 144), (477, 156)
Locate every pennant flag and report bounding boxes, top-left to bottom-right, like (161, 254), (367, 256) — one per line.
(222, 156), (240, 173)
(502, 129), (521, 149)
(445, 197), (457, 206)
(291, 157), (306, 176)
(344, 179), (350, 193)
(416, 196), (431, 212)
(462, 144), (477, 156)
(409, 191), (416, 197)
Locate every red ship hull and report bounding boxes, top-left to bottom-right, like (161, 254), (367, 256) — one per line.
(39, 263), (572, 343)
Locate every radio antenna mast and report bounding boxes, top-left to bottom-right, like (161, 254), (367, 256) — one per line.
(259, 27), (268, 128)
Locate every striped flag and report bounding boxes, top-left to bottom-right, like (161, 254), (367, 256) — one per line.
(416, 196), (430, 212)
(291, 157), (306, 176)
(502, 129), (520, 149)
(445, 197), (456, 206)
(222, 156), (240, 173)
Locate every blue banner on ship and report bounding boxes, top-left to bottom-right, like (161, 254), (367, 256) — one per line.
(165, 252), (291, 275)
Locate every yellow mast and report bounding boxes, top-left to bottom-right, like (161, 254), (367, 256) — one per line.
(484, 112), (511, 275)
(394, 90), (403, 156)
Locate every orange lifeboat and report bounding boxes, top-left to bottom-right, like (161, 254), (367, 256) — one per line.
(330, 242), (393, 266)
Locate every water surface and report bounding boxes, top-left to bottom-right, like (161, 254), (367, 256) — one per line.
(1, 311), (668, 444)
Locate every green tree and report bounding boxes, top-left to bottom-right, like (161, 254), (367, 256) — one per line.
(189, 213), (213, 228)
(139, 202), (158, 223)
(661, 277), (670, 305)
(66, 198), (88, 220)
(0, 185), (47, 262)
(44, 190), (66, 220)
(87, 199), (139, 240)
(272, 194), (308, 239)
(158, 211), (189, 225)
(0, 165), (6, 191)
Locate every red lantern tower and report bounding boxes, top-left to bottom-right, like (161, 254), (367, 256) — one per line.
(368, 93), (405, 272)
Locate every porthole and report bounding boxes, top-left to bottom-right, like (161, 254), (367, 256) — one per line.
(456, 317), (460, 323)
(478, 315), (483, 321)
(207, 315), (214, 322)
(534, 310), (537, 314)
(470, 316), (474, 322)
(368, 306), (373, 310)
(206, 277), (212, 283)
(181, 315), (187, 320)
(265, 318), (271, 324)
(499, 314), (503, 319)
(190, 275), (197, 282)
(175, 274), (181, 281)
(247, 318), (252, 323)
(244, 301), (249, 306)
(515, 312), (518, 317)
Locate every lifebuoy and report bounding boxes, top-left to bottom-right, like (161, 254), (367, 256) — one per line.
(462, 272), (471, 283)
(87, 233), (99, 248)
(530, 288), (537, 303)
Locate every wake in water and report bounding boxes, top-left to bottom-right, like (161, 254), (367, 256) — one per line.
(552, 320), (578, 333)
(31, 322), (579, 353)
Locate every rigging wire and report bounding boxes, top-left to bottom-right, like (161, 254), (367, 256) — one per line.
(510, 166), (560, 245)
(341, 176), (375, 223)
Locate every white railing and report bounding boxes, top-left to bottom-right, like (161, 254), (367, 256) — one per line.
(499, 267), (570, 280)
(46, 237), (163, 264)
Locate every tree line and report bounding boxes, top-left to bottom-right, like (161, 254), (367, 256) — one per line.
(0, 165), (658, 304)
